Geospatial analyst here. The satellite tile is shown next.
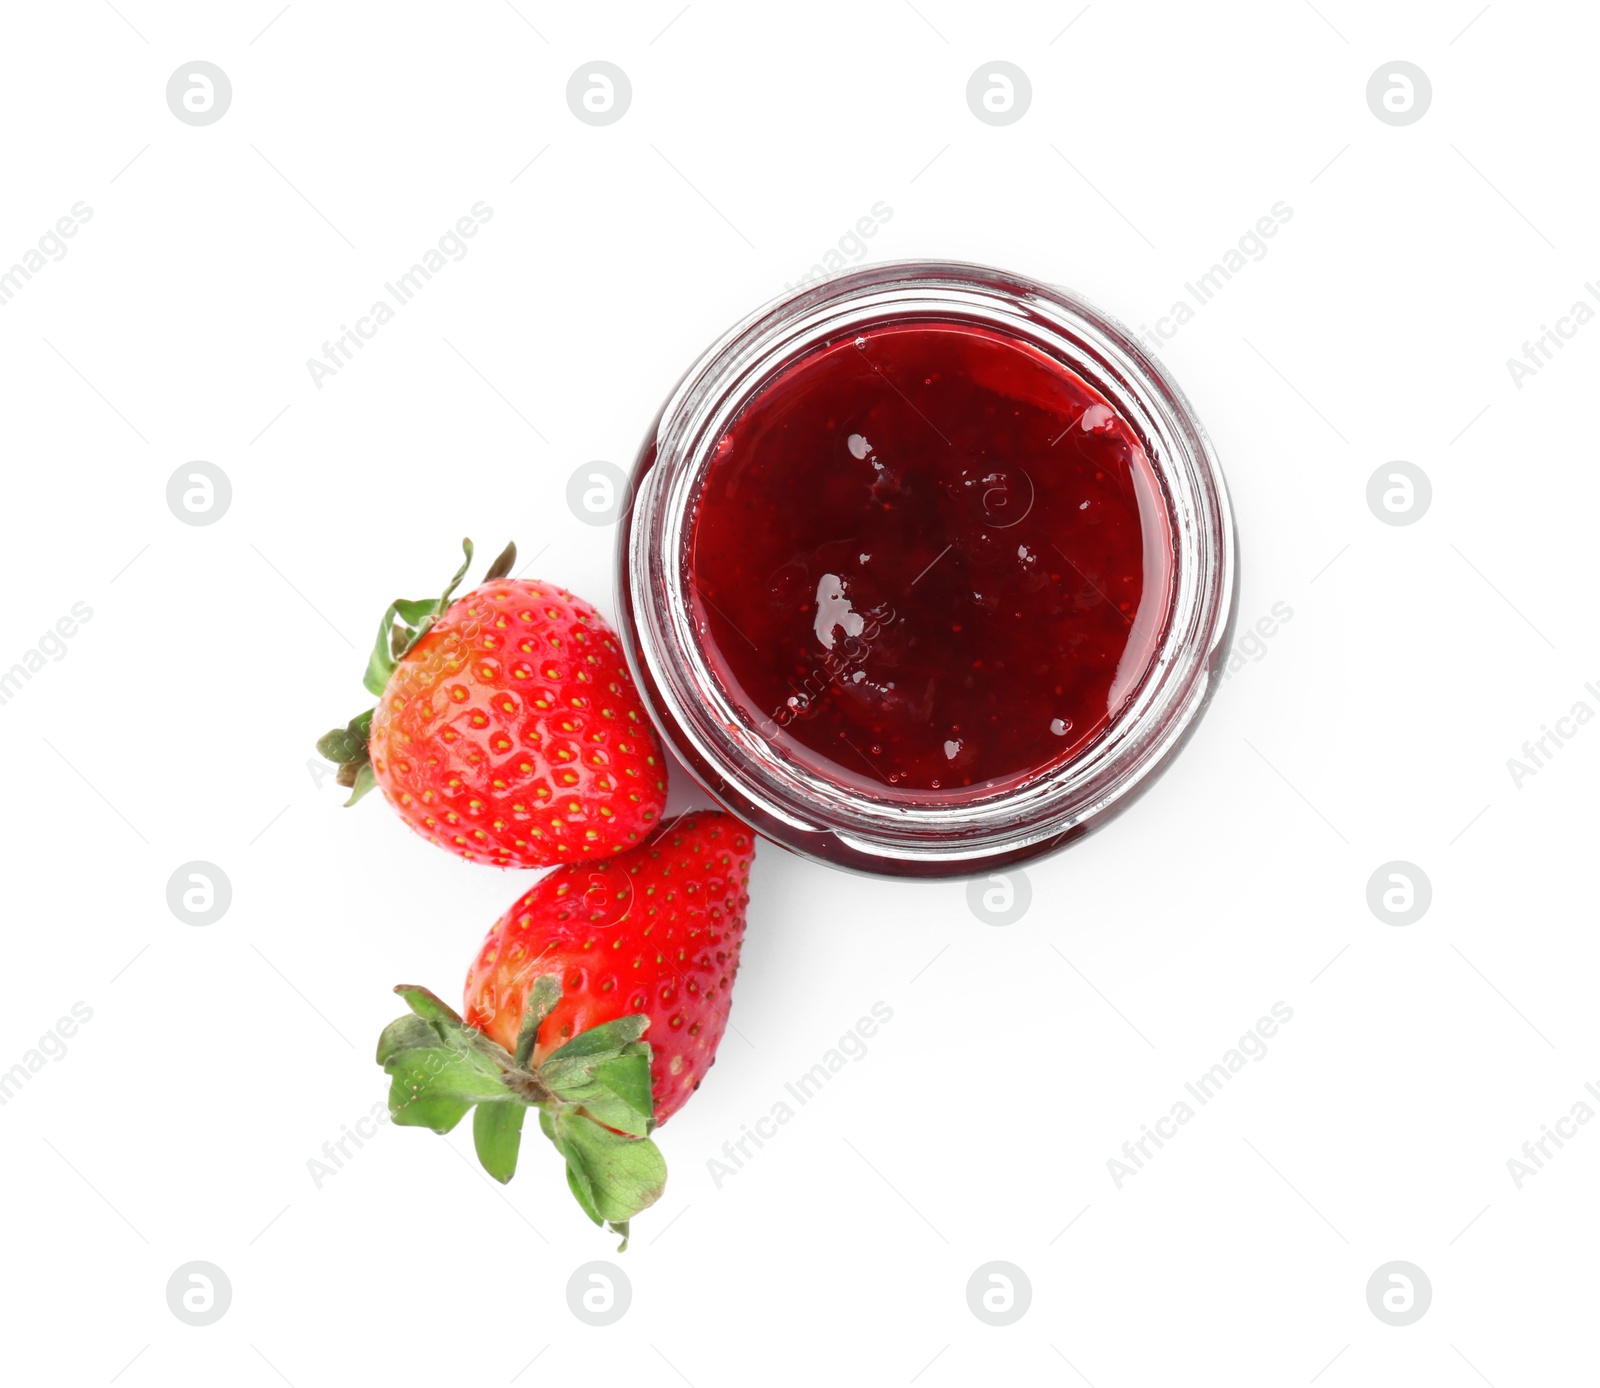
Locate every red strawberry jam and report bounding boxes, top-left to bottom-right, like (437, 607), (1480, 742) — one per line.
(687, 321), (1174, 794)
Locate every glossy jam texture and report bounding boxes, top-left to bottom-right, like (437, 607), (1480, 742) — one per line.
(687, 321), (1173, 794)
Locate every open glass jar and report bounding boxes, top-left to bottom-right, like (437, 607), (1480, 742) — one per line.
(617, 261), (1236, 877)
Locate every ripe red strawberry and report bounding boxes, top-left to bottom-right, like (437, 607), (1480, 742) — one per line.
(375, 811), (756, 1247)
(317, 539), (668, 867)
(463, 810), (754, 1125)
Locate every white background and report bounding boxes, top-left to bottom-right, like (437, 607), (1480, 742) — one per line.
(1, 1), (1595, 1384)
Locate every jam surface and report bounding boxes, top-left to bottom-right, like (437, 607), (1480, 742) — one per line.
(687, 320), (1173, 794)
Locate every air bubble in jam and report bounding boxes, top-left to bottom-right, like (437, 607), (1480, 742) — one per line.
(688, 320), (1174, 794)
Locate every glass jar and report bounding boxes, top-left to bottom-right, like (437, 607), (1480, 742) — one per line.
(617, 260), (1236, 877)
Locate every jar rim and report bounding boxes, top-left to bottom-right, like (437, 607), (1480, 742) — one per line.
(618, 259), (1237, 876)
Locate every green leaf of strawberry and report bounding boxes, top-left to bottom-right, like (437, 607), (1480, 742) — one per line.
(473, 1100), (527, 1183)
(541, 1108), (666, 1251)
(542, 1043), (655, 1138)
(317, 710), (378, 804)
(390, 1090), (475, 1134)
(374, 974), (665, 1244)
(315, 718), (367, 767)
(392, 984), (467, 1028)
(362, 539), (492, 697)
(513, 974), (563, 1068)
(339, 761), (378, 807)
(481, 541), (518, 583)
(375, 1013), (438, 1064)
(538, 1020), (656, 1138)
(383, 1042), (512, 1115)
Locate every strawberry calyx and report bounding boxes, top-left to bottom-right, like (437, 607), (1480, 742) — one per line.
(314, 538), (517, 808)
(315, 710), (377, 805)
(377, 980), (666, 1250)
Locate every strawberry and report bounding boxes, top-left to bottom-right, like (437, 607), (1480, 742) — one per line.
(316, 539), (668, 867)
(464, 809), (754, 1124)
(375, 811), (756, 1247)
